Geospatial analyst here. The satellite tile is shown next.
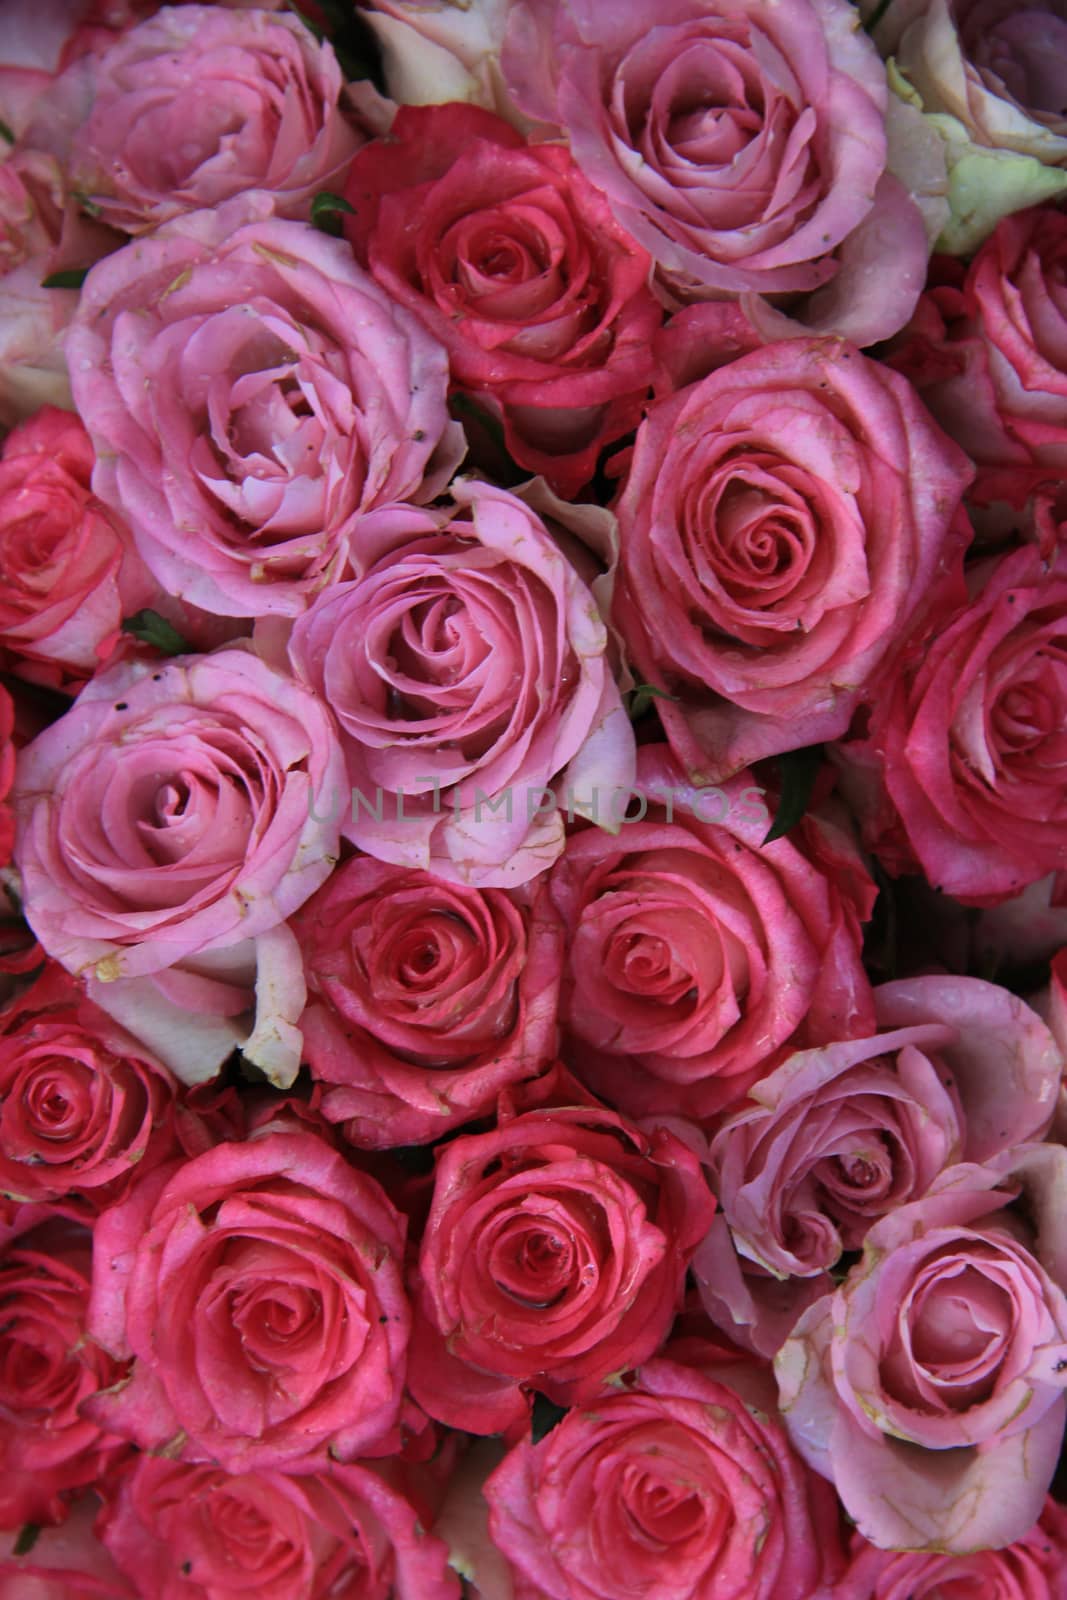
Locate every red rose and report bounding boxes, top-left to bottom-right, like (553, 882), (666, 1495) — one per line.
(483, 1357), (842, 1600)
(407, 1071), (716, 1435)
(294, 858), (563, 1147)
(344, 103), (662, 497)
(0, 964), (176, 1214)
(85, 1129), (411, 1473)
(548, 748), (876, 1122)
(0, 1219), (129, 1529)
(99, 1456), (460, 1600)
(837, 542), (1067, 904)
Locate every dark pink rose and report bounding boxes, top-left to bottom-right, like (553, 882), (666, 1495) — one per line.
(41, 6), (363, 234)
(777, 1146), (1067, 1552)
(891, 208), (1067, 509)
(0, 1219), (129, 1529)
(835, 1495), (1067, 1600)
(612, 338), (973, 781)
(287, 479), (635, 887)
(293, 856), (563, 1147)
(0, 963), (177, 1214)
(837, 541), (1067, 904)
(0, 683), (12, 868)
(86, 1128), (411, 1473)
(502, 0), (931, 343)
(99, 1456), (460, 1600)
(0, 406), (156, 685)
(12, 644), (345, 1087)
(407, 1073), (715, 1435)
(344, 102), (661, 497)
(483, 1357), (842, 1600)
(67, 193), (464, 617)
(548, 746), (875, 1122)
(698, 976), (1062, 1355)
(0, 1497), (133, 1600)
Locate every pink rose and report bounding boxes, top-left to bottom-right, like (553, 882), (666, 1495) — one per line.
(287, 479), (635, 887)
(293, 856), (563, 1147)
(699, 976), (1062, 1354)
(837, 541), (1067, 904)
(67, 193), (465, 617)
(99, 1456), (460, 1600)
(86, 1128), (411, 1472)
(501, 0), (931, 343)
(0, 963), (177, 1214)
(835, 1496), (1067, 1600)
(612, 338), (973, 782)
(890, 207), (1067, 508)
(777, 1147), (1067, 1551)
(0, 683), (12, 868)
(0, 1497), (133, 1600)
(483, 1356), (842, 1600)
(548, 746), (875, 1122)
(44, 6), (363, 234)
(0, 406), (157, 685)
(344, 103), (661, 497)
(0, 1219), (129, 1529)
(407, 1071), (715, 1434)
(11, 644), (345, 1087)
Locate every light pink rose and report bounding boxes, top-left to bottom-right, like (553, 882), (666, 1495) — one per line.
(99, 1456), (460, 1600)
(776, 1146), (1067, 1552)
(40, 7), (364, 234)
(612, 338), (974, 782)
(502, 0), (932, 343)
(699, 976), (1062, 1355)
(86, 1128), (411, 1473)
(835, 1495), (1067, 1600)
(0, 1496), (133, 1600)
(11, 644), (345, 1087)
(482, 1356), (843, 1600)
(548, 746), (875, 1123)
(358, 0), (515, 116)
(67, 193), (465, 617)
(287, 479), (636, 887)
(293, 857), (563, 1147)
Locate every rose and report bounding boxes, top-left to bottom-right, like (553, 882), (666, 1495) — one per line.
(0, 406), (158, 685)
(0, 1497), (133, 1600)
(867, 0), (1067, 169)
(613, 338), (973, 782)
(287, 478), (636, 887)
(776, 1147), (1067, 1552)
(836, 541), (1067, 904)
(407, 1073), (715, 1435)
(99, 1456), (459, 1600)
(835, 1496), (1067, 1600)
(344, 103), (661, 497)
(698, 976), (1062, 1355)
(0, 1219), (129, 1529)
(66, 193), (465, 618)
(0, 963), (178, 1214)
(500, 0), (931, 344)
(293, 856), (563, 1148)
(482, 1356), (842, 1600)
(11, 644), (345, 1087)
(358, 0), (514, 114)
(0, 683), (12, 869)
(41, 7), (363, 234)
(891, 206), (1067, 509)
(86, 1127), (411, 1472)
(547, 747), (875, 1122)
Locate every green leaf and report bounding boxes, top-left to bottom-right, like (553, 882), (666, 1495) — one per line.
(121, 609), (188, 656)
(40, 268), (89, 290)
(310, 190), (356, 235)
(531, 1393), (568, 1444)
(0, 118), (14, 146)
(762, 745), (823, 844)
(13, 1525), (40, 1557)
(626, 682), (678, 721)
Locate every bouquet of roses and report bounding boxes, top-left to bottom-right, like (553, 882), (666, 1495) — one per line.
(1, 0), (1067, 1595)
